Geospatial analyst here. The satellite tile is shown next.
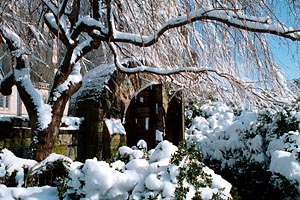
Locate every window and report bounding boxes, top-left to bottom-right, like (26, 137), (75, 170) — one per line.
(0, 95), (9, 109)
(5, 96), (9, 108)
(0, 95), (3, 108)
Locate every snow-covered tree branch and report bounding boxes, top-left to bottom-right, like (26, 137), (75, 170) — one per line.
(110, 7), (300, 47)
(0, 0), (299, 160)
(0, 23), (51, 138)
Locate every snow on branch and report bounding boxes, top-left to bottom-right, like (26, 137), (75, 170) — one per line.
(42, 3), (300, 48)
(112, 7), (300, 47)
(0, 23), (51, 130)
(0, 23), (23, 52)
(44, 13), (71, 46)
(109, 42), (243, 77)
(42, 0), (70, 18)
(15, 68), (52, 130)
(51, 62), (82, 102)
(42, 0), (59, 17)
(71, 16), (108, 41)
(107, 0), (116, 37)
(44, 13), (59, 32)
(70, 37), (97, 64)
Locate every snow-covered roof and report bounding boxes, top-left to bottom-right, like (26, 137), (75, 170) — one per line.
(74, 62), (117, 101)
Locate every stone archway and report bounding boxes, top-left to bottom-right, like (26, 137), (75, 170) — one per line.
(124, 84), (165, 150)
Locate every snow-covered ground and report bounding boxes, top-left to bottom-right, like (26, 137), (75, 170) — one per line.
(1, 101), (300, 199)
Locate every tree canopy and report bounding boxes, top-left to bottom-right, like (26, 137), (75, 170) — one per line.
(1, 0), (300, 160)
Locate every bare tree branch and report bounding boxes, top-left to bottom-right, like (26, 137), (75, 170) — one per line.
(69, 0), (80, 28)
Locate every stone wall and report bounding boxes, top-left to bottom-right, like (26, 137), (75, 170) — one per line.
(74, 97), (127, 161)
(0, 117), (79, 160)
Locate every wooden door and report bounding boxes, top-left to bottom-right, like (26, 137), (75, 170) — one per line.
(165, 91), (184, 146)
(124, 84), (165, 149)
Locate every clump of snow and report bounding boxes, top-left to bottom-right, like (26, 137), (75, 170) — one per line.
(270, 150), (300, 184)
(0, 185), (58, 200)
(150, 140), (178, 162)
(31, 153), (72, 173)
(60, 116), (83, 130)
(155, 129), (163, 142)
(88, 161), (138, 199)
(118, 146), (145, 160)
(37, 103), (52, 130)
(0, 149), (37, 186)
(186, 102), (263, 167)
(104, 118), (126, 134)
(266, 130), (300, 191)
(136, 139), (147, 150)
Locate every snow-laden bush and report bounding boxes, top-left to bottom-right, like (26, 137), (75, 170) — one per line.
(186, 101), (300, 199)
(0, 149), (37, 187)
(64, 140), (232, 200)
(0, 141), (232, 199)
(0, 149), (71, 199)
(170, 142), (231, 200)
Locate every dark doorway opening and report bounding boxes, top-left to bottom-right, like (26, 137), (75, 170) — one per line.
(124, 84), (184, 149)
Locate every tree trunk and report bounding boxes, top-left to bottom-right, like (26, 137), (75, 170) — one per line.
(31, 76), (81, 161)
(33, 120), (61, 162)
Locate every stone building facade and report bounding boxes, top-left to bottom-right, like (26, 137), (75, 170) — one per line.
(0, 83), (51, 116)
(0, 84), (69, 117)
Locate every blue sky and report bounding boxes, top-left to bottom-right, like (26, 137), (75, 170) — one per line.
(269, 1), (300, 80)
(270, 37), (300, 80)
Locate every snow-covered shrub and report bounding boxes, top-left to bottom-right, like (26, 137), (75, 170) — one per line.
(170, 142), (231, 200)
(0, 142), (232, 199)
(186, 102), (265, 169)
(185, 101), (300, 199)
(0, 149), (37, 187)
(0, 149), (71, 198)
(26, 153), (72, 198)
(64, 140), (232, 200)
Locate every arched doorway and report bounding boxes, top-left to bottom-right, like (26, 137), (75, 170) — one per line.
(124, 84), (165, 149)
